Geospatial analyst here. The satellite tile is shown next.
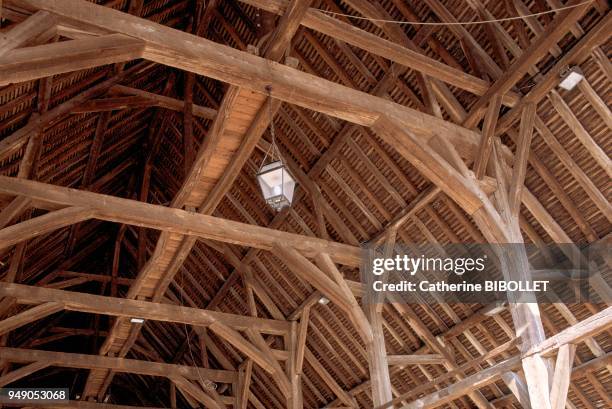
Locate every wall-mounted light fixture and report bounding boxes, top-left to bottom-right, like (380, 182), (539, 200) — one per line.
(559, 66), (584, 91)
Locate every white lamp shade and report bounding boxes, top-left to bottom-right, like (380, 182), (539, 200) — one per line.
(559, 67), (584, 91)
(256, 161), (296, 211)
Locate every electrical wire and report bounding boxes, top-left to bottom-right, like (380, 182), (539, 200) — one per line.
(315, 0), (594, 26)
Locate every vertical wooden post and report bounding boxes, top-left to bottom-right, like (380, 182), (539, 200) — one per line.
(236, 359), (253, 409)
(550, 344), (576, 409)
(169, 380), (177, 409)
(365, 302), (392, 406)
(183, 72), (195, 177)
(363, 229), (395, 406)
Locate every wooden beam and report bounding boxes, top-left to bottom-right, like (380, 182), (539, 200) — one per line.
(501, 372), (531, 409)
(508, 103), (536, 216)
(55, 271), (134, 286)
(169, 381), (176, 409)
(70, 96), (159, 114)
(548, 90), (612, 179)
(8, 0), (483, 153)
(550, 344), (576, 409)
(0, 206), (94, 250)
(371, 118), (484, 215)
(0, 10), (55, 57)
(0, 196), (31, 229)
(527, 307), (612, 357)
(0, 283), (291, 335)
(236, 359), (253, 409)
(0, 176), (362, 266)
(246, 328), (292, 398)
(473, 94), (502, 179)
(386, 354), (446, 366)
(0, 33), (145, 86)
(0, 360), (50, 387)
(315, 253), (373, 344)
(532, 116), (612, 221)
(207, 322), (277, 374)
(287, 321), (301, 409)
(304, 348), (357, 408)
(105, 85), (216, 120)
(239, 0), (517, 103)
(423, 0), (502, 80)
(295, 307), (309, 374)
(365, 302), (393, 407)
(462, 0), (593, 127)
(182, 72), (195, 177)
(169, 375), (226, 409)
(495, 12), (612, 136)
(0, 301), (63, 336)
(390, 306), (612, 409)
(261, 0), (312, 60)
(0, 347), (236, 383)
(273, 244), (354, 313)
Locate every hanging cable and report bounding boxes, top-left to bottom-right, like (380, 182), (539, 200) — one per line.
(315, 0), (593, 26)
(257, 85), (283, 172)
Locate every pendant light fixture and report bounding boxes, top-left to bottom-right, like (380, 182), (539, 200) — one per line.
(256, 86), (296, 211)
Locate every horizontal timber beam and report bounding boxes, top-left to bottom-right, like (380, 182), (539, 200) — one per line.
(7, 0), (482, 160)
(0, 176), (361, 266)
(0, 346), (237, 384)
(0, 282), (291, 335)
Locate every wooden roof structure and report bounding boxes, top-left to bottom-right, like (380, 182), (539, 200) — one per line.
(0, 0), (610, 408)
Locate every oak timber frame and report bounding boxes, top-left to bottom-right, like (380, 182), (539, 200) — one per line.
(0, 0), (609, 408)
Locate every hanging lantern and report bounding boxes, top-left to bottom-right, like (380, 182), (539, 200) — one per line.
(256, 160), (296, 211)
(256, 85), (296, 211)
